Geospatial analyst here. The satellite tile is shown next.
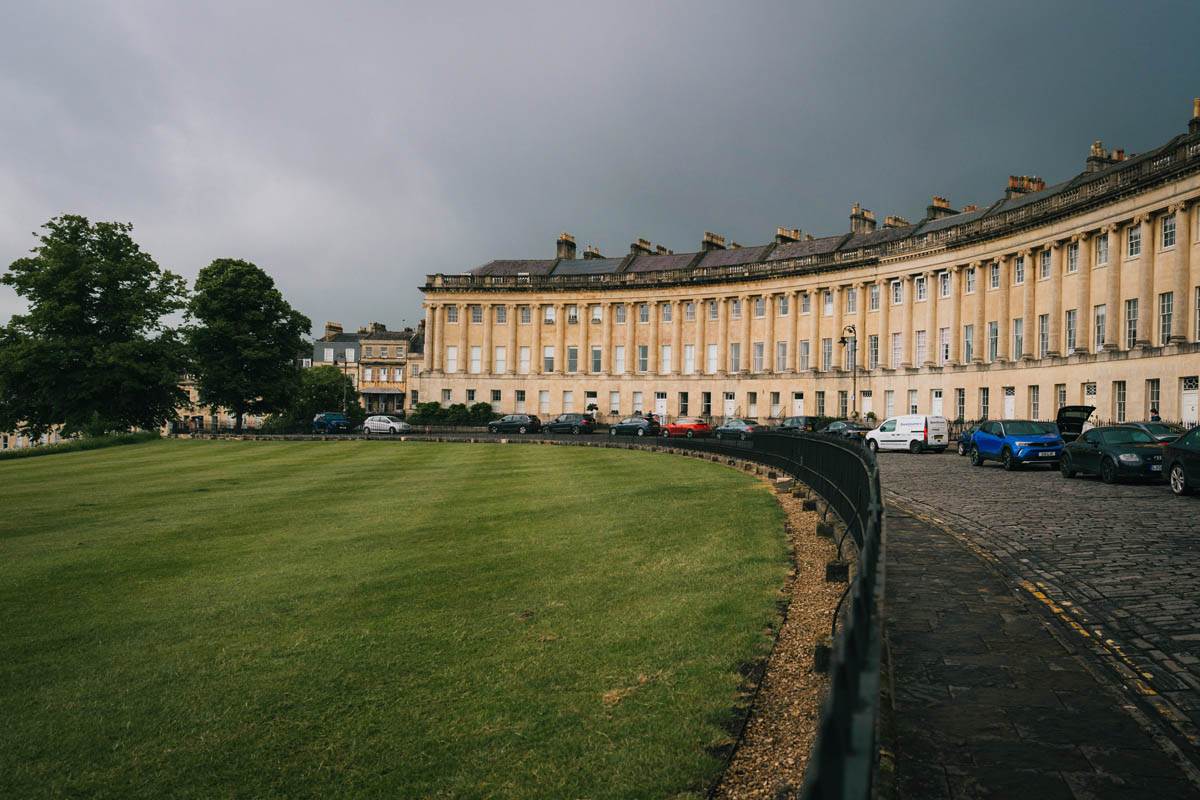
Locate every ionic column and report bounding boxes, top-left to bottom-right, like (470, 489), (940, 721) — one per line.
(996, 258), (1010, 362)
(1134, 213), (1154, 348)
(739, 294), (752, 373)
(901, 276), (914, 368)
(1047, 242), (1063, 357)
(696, 298), (708, 374)
(623, 301), (635, 374)
(792, 290), (804, 372)
(1075, 234), (1092, 353)
(671, 300), (682, 374)
(855, 282), (867, 371)
(506, 303), (517, 374)
(427, 303), (440, 372)
(1103, 226), (1121, 350)
(648, 300), (660, 374)
(972, 262), (985, 363)
(718, 297), (730, 374)
(808, 290), (820, 371)
(481, 303), (492, 373)
(877, 279), (891, 368)
(1021, 252), (1036, 359)
(457, 304), (468, 373)
(1171, 202), (1192, 343)
(532, 303), (543, 374)
(948, 268), (961, 364)
(923, 271), (937, 366)
(556, 303), (568, 373)
(601, 302), (613, 374)
(765, 293), (777, 373)
(831, 286), (844, 369)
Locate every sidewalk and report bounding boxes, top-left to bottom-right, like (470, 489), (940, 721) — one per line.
(882, 505), (1200, 798)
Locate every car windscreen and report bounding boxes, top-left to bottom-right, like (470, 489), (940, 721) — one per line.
(325, 414), (348, 421)
(1141, 423), (1180, 435)
(675, 418), (701, 425)
(1102, 428), (1156, 445)
(1005, 421), (1056, 436)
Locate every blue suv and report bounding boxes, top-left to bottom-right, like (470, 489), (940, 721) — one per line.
(969, 420), (1064, 470)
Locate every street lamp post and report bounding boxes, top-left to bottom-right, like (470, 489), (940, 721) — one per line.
(838, 324), (858, 418)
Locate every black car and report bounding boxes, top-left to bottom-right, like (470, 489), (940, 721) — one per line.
(777, 416), (819, 434)
(1120, 421), (1186, 444)
(1165, 426), (1200, 495)
(312, 412), (351, 434)
(1055, 404), (1095, 443)
(714, 418), (768, 441)
(1060, 426), (1165, 483)
(542, 413), (596, 434)
(487, 414), (541, 434)
(608, 416), (660, 436)
(821, 420), (869, 440)
(956, 422), (984, 456)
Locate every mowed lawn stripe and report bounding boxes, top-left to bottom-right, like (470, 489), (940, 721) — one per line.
(1, 439), (787, 799)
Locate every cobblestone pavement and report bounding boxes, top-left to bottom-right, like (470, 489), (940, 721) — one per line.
(879, 450), (1200, 793)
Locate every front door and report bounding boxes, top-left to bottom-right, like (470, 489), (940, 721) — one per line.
(931, 389), (943, 416)
(723, 392), (737, 418)
(654, 392), (667, 418)
(1183, 377), (1199, 426)
(861, 391), (872, 418)
(792, 392), (804, 415)
(1004, 387), (1016, 419)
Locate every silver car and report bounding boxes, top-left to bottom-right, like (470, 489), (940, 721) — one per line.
(364, 415), (411, 434)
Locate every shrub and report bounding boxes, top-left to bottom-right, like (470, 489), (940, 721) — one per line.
(0, 431), (160, 461)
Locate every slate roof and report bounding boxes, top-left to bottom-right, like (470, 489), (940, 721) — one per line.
(551, 258), (624, 275)
(765, 235), (845, 261)
(626, 252), (698, 273)
(696, 244), (773, 269)
(470, 259), (556, 276)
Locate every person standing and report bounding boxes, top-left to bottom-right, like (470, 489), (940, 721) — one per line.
(1150, 407), (1162, 422)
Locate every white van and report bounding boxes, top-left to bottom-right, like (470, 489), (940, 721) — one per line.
(864, 414), (950, 453)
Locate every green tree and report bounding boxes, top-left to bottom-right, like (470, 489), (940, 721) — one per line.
(0, 215), (188, 437)
(186, 259), (311, 432)
(263, 365), (363, 432)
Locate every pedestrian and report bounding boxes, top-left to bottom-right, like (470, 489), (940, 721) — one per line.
(1150, 407), (1162, 422)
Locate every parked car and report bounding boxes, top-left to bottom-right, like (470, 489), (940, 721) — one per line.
(1165, 426), (1200, 495)
(1055, 405), (1095, 443)
(777, 416), (820, 434)
(1060, 426), (1166, 483)
(660, 417), (712, 438)
(363, 415), (411, 434)
(1119, 421), (1186, 444)
(608, 416), (660, 436)
(487, 414), (541, 434)
(312, 412), (351, 434)
(821, 420), (869, 440)
(542, 413), (596, 434)
(969, 419), (1063, 469)
(863, 415), (950, 453)
(956, 422), (984, 456)
(714, 418), (768, 441)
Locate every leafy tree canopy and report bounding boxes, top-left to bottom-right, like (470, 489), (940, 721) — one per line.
(186, 259), (311, 431)
(261, 365), (363, 433)
(0, 215), (188, 437)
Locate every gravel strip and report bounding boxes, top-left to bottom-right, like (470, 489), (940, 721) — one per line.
(713, 482), (851, 800)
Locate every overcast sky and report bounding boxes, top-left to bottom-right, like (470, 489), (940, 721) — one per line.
(3, 1), (1199, 337)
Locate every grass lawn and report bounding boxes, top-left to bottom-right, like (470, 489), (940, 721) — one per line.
(0, 439), (788, 798)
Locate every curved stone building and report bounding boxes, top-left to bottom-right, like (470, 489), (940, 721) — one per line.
(417, 104), (1200, 425)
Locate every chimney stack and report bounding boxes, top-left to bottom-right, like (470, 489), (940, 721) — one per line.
(654, 245), (668, 255)
(1086, 140), (1119, 173)
(629, 237), (653, 256)
(556, 232), (576, 260)
(370, 321), (386, 334)
(775, 227), (802, 244)
(323, 322), (343, 339)
(849, 203), (877, 234)
(1003, 177), (1045, 201)
(583, 245), (604, 260)
(702, 231), (726, 251)
(924, 196), (958, 220)
(882, 215), (909, 229)
(1191, 98), (1200, 134)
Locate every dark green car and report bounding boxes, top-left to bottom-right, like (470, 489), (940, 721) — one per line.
(1060, 426), (1165, 483)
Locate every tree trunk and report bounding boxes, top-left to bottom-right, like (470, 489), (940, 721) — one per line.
(234, 410), (244, 434)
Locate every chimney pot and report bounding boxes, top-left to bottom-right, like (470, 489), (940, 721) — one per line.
(556, 232), (577, 260)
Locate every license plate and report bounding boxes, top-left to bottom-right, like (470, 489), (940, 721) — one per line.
(934, 435), (943, 441)
(1151, 464), (1162, 471)
(1038, 451), (1056, 457)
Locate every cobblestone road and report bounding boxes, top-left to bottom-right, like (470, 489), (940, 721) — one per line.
(879, 450), (1200, 761)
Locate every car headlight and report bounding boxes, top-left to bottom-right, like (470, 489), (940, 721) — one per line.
(1118, 453), (1141, 463)
(1014, 441), (1037, 447)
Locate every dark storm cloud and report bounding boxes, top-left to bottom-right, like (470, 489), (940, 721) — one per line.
(3, 0), (1199, 333)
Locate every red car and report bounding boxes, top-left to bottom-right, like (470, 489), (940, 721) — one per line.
(660, 417), (712, 438)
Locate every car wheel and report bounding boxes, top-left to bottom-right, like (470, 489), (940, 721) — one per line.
(686, 430), (694, 439)
(1100, 457), (1118, 484)
(970, 446), (984, 467)
(571, 425), (581, 435)
(518, 425), (528, 434)
(660, 429), (669, 438)
(1002, 448), (1017, 471)
(389, 427), (398, 434)
(488, 425), (498, 434)
(609, 428), (617, 436)
(957, 441), (968, 456)
(1170, 463), (1190, 495)
(909, 440), (923, 454)
(636, 428), (645, 437)
(867, 439), (878, 454)
(1060, 457), (1076, 479)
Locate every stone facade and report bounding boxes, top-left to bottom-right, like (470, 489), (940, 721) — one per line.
(415, 107), (1200, 426)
